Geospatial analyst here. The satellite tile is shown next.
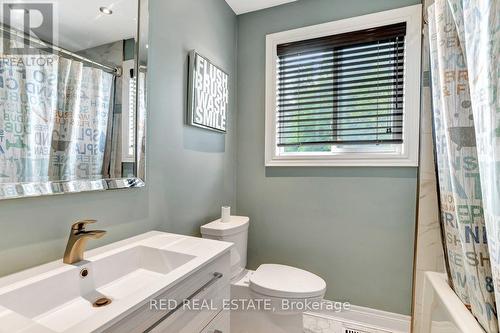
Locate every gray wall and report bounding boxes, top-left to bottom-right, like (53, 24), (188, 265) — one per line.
(147, 0), (238, 236)
(0, 0), (237, 276)
(236, 0), (420, 315)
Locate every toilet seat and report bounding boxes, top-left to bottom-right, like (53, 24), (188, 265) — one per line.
(249, 264), (326, 299)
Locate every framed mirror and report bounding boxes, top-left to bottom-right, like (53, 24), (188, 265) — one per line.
(0, 0), (148, 200)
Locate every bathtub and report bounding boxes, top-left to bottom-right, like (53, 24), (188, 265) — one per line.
(418, 271), (485, 333)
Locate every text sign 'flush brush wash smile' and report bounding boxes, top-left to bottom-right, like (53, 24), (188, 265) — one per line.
(188, 50), (229, 133)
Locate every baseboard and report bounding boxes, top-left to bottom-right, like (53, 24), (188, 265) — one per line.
(304, 301), (411, 333)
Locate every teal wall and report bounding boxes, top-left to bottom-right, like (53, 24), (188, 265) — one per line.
(0, 0), (237, 276)
(236, 0), (420, 315)
(147, 0), (238, 236)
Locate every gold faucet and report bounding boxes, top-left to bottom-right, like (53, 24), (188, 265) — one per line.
(63, 220), (106, 264)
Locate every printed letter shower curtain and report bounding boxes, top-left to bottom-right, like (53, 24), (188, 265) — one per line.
(0, 52), (114, 183)
(428, 0), (499, 332)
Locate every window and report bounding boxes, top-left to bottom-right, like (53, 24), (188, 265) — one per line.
(265, 5), (421, 166)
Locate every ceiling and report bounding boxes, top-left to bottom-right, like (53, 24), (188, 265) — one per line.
(224, 0), (297, 15)
(5, 0), (137, 52)
(3, 0), (297, 52)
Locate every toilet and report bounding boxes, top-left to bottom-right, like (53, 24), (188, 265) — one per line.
(201, 216), (326, 332)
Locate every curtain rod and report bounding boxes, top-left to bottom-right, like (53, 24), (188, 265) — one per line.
(0, 24), (122, 77)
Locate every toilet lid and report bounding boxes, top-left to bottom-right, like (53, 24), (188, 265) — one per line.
(249, 264), (326, 299)
(201, 216), (249, 237)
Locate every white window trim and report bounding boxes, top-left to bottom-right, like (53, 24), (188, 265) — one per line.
(122, 59), (136, 163)
(265, 4), (422, 167)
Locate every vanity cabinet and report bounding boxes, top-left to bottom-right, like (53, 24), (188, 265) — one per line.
(200, 310), (230, 333)
(104, 252), (230, 333)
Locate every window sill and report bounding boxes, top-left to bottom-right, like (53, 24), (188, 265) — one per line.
(265, 155), (419, 167)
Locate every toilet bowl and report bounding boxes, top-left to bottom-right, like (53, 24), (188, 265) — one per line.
(249, 263), (326, 311)
(200, 216), (326, 332)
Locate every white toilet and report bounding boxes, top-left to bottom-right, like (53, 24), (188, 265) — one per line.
(201, 216), (326, 332)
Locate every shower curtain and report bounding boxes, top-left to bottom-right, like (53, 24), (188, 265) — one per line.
(51, 59), (114, 181)
(0, 53), (59, 183)
(0, 54), (114, 183)
(428, 0), (500, 332)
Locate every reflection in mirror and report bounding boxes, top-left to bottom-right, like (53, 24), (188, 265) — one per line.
(0, 0), (148, 199)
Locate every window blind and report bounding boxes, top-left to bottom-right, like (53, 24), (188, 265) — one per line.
(276, 22), (406, 147)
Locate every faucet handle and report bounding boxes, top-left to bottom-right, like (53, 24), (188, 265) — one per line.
(71, 219), (97, 232)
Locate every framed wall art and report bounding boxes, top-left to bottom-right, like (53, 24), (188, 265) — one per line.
(187, 50), (229, 133)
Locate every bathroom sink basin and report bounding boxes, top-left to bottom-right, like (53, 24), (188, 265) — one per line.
(0, 246), (194, 332)
(0, 231), (232, 333)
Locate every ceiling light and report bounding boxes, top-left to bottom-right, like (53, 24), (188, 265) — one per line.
(99, 7), (113, 15)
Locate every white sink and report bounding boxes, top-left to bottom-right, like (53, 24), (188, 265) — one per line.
(0, 246), (194, 332)
(0, 232), (232, 333)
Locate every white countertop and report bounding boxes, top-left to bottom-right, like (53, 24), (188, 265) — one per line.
(0, 231), (232, 333)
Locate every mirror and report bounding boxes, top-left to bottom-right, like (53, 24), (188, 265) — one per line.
(0, 0), (148, 200)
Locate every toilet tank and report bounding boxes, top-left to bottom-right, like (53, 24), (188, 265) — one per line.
(200, 216), (249, 279)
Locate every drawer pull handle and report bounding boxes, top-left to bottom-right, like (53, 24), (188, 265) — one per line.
(213, 330), (223, 333)
(144, 272), (224, 332)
